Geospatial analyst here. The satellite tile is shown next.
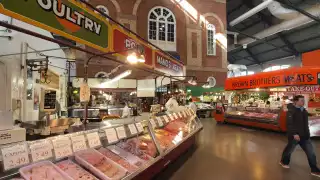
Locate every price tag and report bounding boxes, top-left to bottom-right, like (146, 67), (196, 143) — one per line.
(156, 117), (164, 127)
(178, 112), (183, 118)
(173, 113), (179, 119)
(150, 119), (156, 128)
(128, 124), (138, 135)
(2, 144), (30, 170)
(105, 128), (118, 143)
(182, 111), (187, 117)
(136, 122), (144, 132)
(168, 114), (175, 121)
(52, 137), (73, 159)
(86, 132), (101, 148)
(187, 109), (191, 115)
(189, 109), (194, 115)
(71, 135), (87, 152)
(30, 141), (53, 162)
(116, 126), (127, 139)
(163, 116), (170, 123)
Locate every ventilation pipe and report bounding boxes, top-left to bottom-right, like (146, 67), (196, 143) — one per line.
(266, 0), (299, 20)
(230, 3), (320, 51)
(229, 0), (274, 26)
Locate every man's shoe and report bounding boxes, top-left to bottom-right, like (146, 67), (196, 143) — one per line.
(279, 162), (290, 169)
(311, 172), (320, 177)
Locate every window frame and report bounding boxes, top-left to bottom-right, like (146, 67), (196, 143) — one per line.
(148, 6), (176, 51)
(206, 23), (216, 56)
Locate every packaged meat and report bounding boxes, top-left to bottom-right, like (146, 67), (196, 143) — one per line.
(56, 160), (97, 180)
(75, 149), (127, 180)
(19, 161), (72, 180)
(107, 145), (145, 167)
(116, 138), (153, 161)
(98, 147), (138, 173)
(164, 121), (188, 135)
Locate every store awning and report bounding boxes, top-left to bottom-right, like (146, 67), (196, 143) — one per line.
(187, 86), (224, 97)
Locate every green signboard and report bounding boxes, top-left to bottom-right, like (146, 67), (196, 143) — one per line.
(0, 0), (110, 52)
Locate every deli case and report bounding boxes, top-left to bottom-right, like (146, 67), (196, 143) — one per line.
(0, 108), (202, 180)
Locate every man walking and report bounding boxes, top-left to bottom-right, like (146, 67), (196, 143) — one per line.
(280, 95), (320, 177)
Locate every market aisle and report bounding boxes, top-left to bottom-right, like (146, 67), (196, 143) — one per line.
(154, 118), (320, 180)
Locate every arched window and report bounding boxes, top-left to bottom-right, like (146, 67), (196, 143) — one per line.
(95, 5), (109, 20)
(207, 24), (216, 56)
(148, 7), (176, 51)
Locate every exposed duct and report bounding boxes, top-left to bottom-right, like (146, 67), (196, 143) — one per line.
(229, 3), (320, 51)
(266, 0), (299, 20)
(229, 0), (274, 26)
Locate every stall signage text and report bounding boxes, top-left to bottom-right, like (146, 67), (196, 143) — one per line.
(230, 73), (316, 89)
(112, 27), (153, 66)
(155, 51), (184, 76)
(0, 0), (110, 52)
(286, 85), (320, 92)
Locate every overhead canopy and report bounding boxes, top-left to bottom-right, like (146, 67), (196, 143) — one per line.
(227, 0), (320, 66)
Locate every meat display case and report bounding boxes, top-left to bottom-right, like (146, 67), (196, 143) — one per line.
(224, 106), (281, 124)
(0, 108), (202, 180)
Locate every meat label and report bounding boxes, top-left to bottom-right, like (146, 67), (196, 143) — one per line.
(86, 132), (101, 148)
(52, 137), (73, 159)
(71, 135), (87, 152)
(105, 128), (119, 143)
(30, 141), (53, 162)
(2, 144), (30, 170)
(128, 124), (138, 135)
(116, 126), (127, 139)
(136, 123), (144, 132)
(156, 117), (164, 127)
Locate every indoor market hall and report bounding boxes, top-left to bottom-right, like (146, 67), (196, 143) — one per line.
(0, 0), (320, 180)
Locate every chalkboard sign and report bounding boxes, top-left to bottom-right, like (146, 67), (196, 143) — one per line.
(41, 89), (56, 112)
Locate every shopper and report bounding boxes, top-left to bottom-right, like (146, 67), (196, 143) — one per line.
(279, 95), (320, 177)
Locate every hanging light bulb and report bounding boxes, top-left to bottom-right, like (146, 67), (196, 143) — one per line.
(127, 52), (138, 64)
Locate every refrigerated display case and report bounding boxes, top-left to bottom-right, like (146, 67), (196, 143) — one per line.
(0, 108), (202, 180)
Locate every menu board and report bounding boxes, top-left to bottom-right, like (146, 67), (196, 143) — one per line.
(41, 89), (56, 112)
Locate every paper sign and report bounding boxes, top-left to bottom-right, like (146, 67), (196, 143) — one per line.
(116, 126), (127, 139)
(178, 112), (183, 118)
(163, 116), (170, 123)
(150, 119), (157, 128)
(86, 132), (101, 148)
(71, 135), (87, 152)
(2, 144), (30, 170)
(169, 114), (175, 121)
(30, 141), (53, 162)
(136, 123), (144, 132)
(182, 111), (187, 117)
(128, 124), (138, 135)
(105, 128), (118, 143)
(52, 137), (73, 159)
(173, 113), (179, 119)
(156, 117), (164, 127)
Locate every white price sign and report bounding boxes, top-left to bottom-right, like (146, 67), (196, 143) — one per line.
(150, 119), (156, 128)
(116, 126), (127, 139)
(186, 109), (191, 115)
(182, 111), (187, 117)
(86, 132), (101, 148)
(30, 142), (53, 162)
(135, 123), (144, 132)
(128, 124), (138, 135)
(178, 112), (183, 118)
(169, 114), (175, 121)
(189, 109), (194, 115)
(156, 117), (164, 127)
(2, 144), (30, 170)
(71, 135), (87, 152)
(163, 116), (170, 123)
(52, 137), (73, 159)
(173, 113), (179, 119)
(105, 128), (118, 143)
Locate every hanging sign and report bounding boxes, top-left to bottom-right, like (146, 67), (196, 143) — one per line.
(154, 51), (184, 77)
(111, 26), (153, 67)
(0, 0), (110, 52)
(225, 67), (320, 90)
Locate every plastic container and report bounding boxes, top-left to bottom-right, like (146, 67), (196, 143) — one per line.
(19, 161), (72, 180)
(56, 159), (98, 180)
(75, 149), (127, 180)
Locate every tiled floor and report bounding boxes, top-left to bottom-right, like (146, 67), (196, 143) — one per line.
(154, 118), (320, 180)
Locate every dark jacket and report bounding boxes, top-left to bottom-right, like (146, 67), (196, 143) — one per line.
(286, 103), (310, 139)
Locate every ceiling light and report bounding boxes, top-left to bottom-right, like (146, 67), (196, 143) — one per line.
(127, 52), (138, 64)
(137, 55), (145, 63)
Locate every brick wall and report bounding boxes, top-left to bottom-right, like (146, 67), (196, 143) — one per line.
(77, 0), (227, 87)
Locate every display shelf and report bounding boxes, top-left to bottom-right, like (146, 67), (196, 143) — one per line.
(0, 108), (202, 180)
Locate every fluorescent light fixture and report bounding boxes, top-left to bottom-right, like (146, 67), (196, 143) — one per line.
(108, 70), (132, 83)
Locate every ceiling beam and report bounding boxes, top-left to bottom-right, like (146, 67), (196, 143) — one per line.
(246, 48), (261, 64)
(278, 33), (299, 56)
(243, 0), (272, 26)
(228, 3), (244, 16)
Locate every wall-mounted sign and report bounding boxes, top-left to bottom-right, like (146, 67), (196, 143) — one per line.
(225, 67), (320, 90)
(41, 89), (57, 112)
(0, 0), (110, 52)
(154, 51), (184, 77)
(111, 26), (153, 67)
